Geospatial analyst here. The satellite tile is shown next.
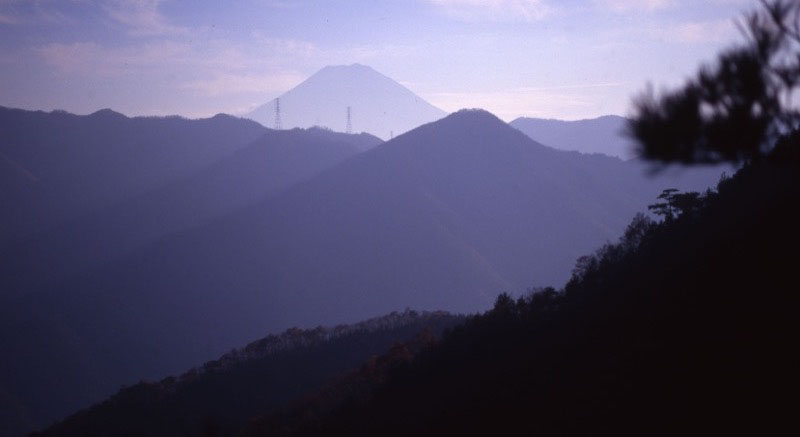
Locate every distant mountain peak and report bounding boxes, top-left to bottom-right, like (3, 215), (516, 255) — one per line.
(448, 108), (503, 122)
(89, 108), (126, 119)
(320, 63), (375, 72)
(379, 107), (550, 159)
(423, 109), (517, 137)
(246, 64), (446, 140)
(309, 63), (390, 83)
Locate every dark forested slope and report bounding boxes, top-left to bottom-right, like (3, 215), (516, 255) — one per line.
(35, 311), (463, 437)
(247, 153), (799, 436)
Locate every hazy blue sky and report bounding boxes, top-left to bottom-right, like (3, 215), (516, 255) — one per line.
(0, 0), (756, 121)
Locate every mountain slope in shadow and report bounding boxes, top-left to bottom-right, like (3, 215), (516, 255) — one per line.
(242, 157), (799, 436)
(28, 110), (720, 393)
(35, 311), (464, 437)
(0, 107), (266, 242)
(3, 109), (723, 434)
(0, 127), (381, 298)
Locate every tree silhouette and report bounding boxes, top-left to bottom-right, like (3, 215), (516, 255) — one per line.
(647, 188), (680, 220)
(647, 189), (706, 221)
(629, 0), (800, 165)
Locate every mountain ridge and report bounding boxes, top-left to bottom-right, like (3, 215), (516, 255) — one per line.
(2, 107), (724, 435)
(510, 114), (633, 159)
(0, 106), (267, 242)
(23, 107), (721, 378)
(0, 126), (381, 299)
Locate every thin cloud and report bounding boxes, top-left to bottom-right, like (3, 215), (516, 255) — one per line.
(103, 0), (186, 36)
(594, 0), (673, 13)
(36, 35), (317, 74)
(250, 33), (318, 59)
(37, 36), (313, 99)
(668, 19), (738, 44)
(427, 84), (626, 121)
(0, 0), (24, 24)
(426, 0), (551, 23)
(0, 0), (75, 25)
(515, 82), (625, 92)
(37, 40), (189, 75)
(642, 19), (739, 44)
(182, 72), (305, 97)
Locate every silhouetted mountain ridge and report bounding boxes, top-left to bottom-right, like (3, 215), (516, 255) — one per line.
(0, 106), (266, 242)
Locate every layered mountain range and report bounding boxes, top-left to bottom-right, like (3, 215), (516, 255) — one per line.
(1, 103), (723, 434)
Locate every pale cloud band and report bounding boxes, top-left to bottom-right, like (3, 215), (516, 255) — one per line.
(183, 72), (306, 97)
(594, 0), (673, 12)
(426, 0), (551, 22)
(429, 82), (628, 121)
(103, 0), (187, 36)
(667, 19), (738, 44)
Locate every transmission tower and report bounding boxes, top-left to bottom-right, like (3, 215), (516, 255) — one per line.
(274, 98), (282, 130)
(346, 106), (352, 134)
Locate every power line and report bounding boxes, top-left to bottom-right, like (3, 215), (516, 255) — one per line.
(274, 98), (282, 130)
(346, 106), (352, 134)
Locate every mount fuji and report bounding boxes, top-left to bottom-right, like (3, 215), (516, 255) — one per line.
(247, 64), (447, 139)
